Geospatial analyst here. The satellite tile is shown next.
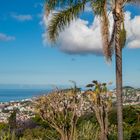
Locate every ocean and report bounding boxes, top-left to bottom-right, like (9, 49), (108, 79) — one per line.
(0, 89), (49, 102)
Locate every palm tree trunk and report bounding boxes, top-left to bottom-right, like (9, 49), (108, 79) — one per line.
(114, 11), (123, 140)
(113, 0), (124, 139)
(115, 38), (123, 140)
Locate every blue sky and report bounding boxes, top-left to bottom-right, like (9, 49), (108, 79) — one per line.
(0, 0), (140, 88)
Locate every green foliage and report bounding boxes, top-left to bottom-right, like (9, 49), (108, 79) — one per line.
(109, 106), (139, 126)
(109, 106), (140, 140)
(8, 110), (17, 129)
(123, 106), (139, 125)
(48, 0), (87, 42)
(109, 123), (140, 140)
(130, 122), (140, 140)
(45, 0), (85, 11)
(77, 113), (98, 125)
(109, 107), (117, 125)
(77, 120), (99, 140)
(32, 115), (49, 128)
(91, 0), (104, 15)
(0, 123), (8, 131)
(0, 129), (17, 140)
(0, 127), (59, 140)
(22, 127), (59, 140)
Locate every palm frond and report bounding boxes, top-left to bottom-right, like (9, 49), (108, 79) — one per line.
(122, 0), (140, 7)
(108, 21), (116, 58)
(126, 0), (140, 4)
(91, 0), (104, 15)
(101, 15), (111, 61)
(47, 0), (87, 42)
(99, 0), (112, 61)
(45, 0), (86, 16)
(91, 0), (112, 61)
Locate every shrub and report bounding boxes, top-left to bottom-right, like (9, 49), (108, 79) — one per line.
(0, 123), (8, 131)
(0, 129), (17, 140)
(22, 127), (59, 140)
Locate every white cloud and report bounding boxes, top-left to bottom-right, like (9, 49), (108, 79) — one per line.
(43, 11), (140, 55)
(0, 33), (15, 41)
(125, 12), (140, 49)
(11, 13), (33, 21)
(59, 18), (103, 55)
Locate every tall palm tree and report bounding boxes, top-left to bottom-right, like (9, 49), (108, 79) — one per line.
(112, 1), (125, 139)
(44, 0), (138, 139)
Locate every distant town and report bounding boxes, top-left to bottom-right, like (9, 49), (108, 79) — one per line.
(0, 99), (35, 125)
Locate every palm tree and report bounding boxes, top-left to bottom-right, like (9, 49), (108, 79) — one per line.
(112, 1), (125, 139)
(44, 0), (138, 139)
(111, 1), (138, 139)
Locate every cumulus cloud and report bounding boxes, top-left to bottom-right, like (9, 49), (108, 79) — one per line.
(43, 11), (140, 55)
(59, 18), (103, 55)
(11, 13), (33, 21)
(0, 33), (15, 41)
(125, 12), (140, 49)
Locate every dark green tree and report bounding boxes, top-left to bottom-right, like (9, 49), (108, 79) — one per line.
(8, 110), (17, 130)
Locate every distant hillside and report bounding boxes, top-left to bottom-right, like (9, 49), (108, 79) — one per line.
(123, 86), (135, 90)
(113, 86), (140, 105)
(114, 86), (134, 90)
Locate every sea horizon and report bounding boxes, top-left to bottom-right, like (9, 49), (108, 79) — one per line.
(0, 84), (76, 102)
(0, 88), (50, 103)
